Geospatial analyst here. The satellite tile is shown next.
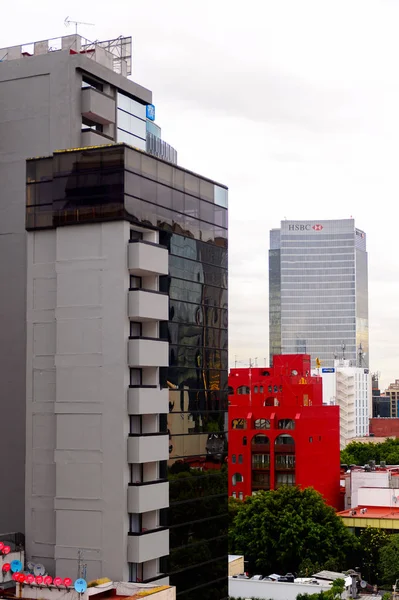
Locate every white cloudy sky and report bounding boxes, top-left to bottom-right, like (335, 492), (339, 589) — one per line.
(4, 0), (399, 389)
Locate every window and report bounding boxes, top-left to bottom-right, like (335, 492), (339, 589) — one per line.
(130, 230), (143, 241)
(309, 436), (313, 443)
(260, 386), (264, 393)
(238, 454), (243, 464)
(130, 321), (142, 337)
(275, 434), (295, 446)
(232, 454), (236, 464)
(264, 396), (276, 406)
(232, 492), (237, 498)
(232, 418), (247, 430)
(276, 473), (296, 488)
(278, 419), (295, 430)
(252, 472), (270, 488)
(254, 419), (270, 429)
(81, 117), (103, 132)
(239, 492), (244, 500)
(130, 368), (142, 386)
(243, 436), (247, 446)
(129, 562), (143, 583)
(130, 275), (142, 289)
(82, 75), (103, 91)
(228, 386), (234, 396)
(237, 386), (250, 395)
(268, 385), (272, 393)
(252, 434), (269, 446)
(275, 454), (295, 469)
(252, 454), (270, 469)
(232, 473), (244, 485)
(254, 386), (258, 394)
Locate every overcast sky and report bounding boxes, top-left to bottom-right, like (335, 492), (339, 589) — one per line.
(4, 0), (399, 388)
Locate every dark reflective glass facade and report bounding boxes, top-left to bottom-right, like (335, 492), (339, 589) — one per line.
(26, 144), (228, 600)
(269, 220), (368, 368)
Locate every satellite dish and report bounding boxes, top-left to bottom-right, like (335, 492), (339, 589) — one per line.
(360, 581), (367, 589)
(11, 560), (23, 573)
(33, 564), (46, 576)
(74, 579), (88, 594)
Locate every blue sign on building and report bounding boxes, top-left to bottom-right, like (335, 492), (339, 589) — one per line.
(146, 104), (156, 121)
(322, 368), (335, 373)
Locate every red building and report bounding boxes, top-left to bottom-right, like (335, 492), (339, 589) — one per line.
(228, 354), (342, 509)
(369, 418), (399, 438)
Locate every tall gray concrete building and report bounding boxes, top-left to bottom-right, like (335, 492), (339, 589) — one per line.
(269, 219), (368, 369)
(0, 34), (228, 600)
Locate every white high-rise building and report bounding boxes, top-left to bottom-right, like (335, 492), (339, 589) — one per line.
(312, 360), (372, 448)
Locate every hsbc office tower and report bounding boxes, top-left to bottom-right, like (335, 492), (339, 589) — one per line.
(269, 219), (368, 368)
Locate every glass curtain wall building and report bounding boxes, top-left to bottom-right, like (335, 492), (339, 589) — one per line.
(26, 144), (228, 600)
(269, 219), (368, 368)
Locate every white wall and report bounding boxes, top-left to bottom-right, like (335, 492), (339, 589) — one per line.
(26, 222), (131, 580)
(229, 578), (332, 600)
(358, 486), (399, 508)
(351, 471), (389, 507)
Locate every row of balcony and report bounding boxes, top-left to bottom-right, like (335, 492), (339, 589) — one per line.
(126, 239), (169, 569)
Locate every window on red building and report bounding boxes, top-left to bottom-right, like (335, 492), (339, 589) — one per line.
(252, 454), (270, 469)
(252, 434), (270, 447)
(275, 454), (295, 469)
(252, 472), (270, 490)
(278, 419), (295, 430)
(275, 434), (295, 446)
(276, 473), (296, 487)
(254, 419), (270, 429)
(232, 418), (247, 429)
(237, 386), (250, 395)
(232, 473), (244, 485)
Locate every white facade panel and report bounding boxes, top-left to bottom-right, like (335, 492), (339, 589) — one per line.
(128, 482), (169, 513)
(128, 387), (169, 415)
(128, 339), (169, 368)
(128, 241), (168, 276)
(128, 290), (169, 322)
(128, 435), (169, 463)
(127, 529), (169, 563)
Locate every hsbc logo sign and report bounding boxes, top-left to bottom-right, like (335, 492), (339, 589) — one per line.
(288, 224), (324, 231)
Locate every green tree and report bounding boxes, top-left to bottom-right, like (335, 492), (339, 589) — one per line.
(359, 527), (389, 584)
(328, 578), (345, 600)
(229, 487), (359, 575)
(341, 438), (399, 466)
(379, 534), (399, 585)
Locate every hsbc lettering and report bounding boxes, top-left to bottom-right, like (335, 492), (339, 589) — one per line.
(289, 224), (311, 231)
(288, 224), (324, 231)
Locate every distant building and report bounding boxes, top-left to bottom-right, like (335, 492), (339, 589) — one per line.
(228, 555), (245, 577)
(228, 355), (342, 509)
(385, 380), (399, 417)
(372, 374), (390, 418)
(269, 219), (369, 369)
(312, 360), (371, 448)
(339, 465), (399, 531)
(369, 418), (399, 438)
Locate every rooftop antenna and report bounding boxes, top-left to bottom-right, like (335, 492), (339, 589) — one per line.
(249, 358), (253, 407)
(358, 343), (366, 367)
(64, 16), (95, 36)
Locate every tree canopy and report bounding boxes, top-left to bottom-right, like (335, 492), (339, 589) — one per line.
(229, 487), (358, 575)
(341, 438), (399, 466)
(379, 533), (399, 585)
